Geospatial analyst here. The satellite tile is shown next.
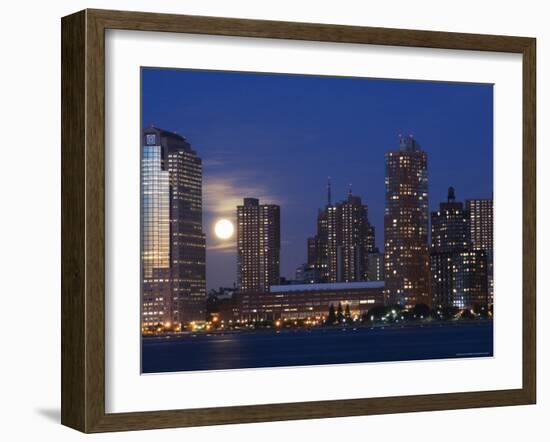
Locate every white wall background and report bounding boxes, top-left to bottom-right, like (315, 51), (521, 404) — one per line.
(0, 0), (546, 440)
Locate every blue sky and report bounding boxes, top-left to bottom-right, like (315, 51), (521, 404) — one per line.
(142, 68), (493, 291)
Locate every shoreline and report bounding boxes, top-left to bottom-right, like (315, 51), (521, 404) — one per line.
(142, 318), (493, 341)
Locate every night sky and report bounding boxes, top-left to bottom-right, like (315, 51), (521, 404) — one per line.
(141, 68), (493, 291)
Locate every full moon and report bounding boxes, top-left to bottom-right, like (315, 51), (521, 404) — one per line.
(214, 219), (234, 240)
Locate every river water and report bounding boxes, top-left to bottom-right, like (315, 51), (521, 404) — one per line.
(142, 320), (493, 373)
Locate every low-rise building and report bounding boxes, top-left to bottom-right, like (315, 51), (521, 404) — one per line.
(232, 281), (385, 322)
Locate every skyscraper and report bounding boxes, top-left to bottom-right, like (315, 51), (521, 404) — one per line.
(307, 183), (375, 283)
(141, 127), (206, 330)
(431, 187), (470, 254)
(237, 198), (281, 292)
(466, 198), (494, 305)
(430, 187), (488, 310)
(384, 135), (430, 308)
(307, 209), (329, 282)
(165, 130), (207, 324)
(142, 132), (171, 328)
(466, 199), (493, 251)
(326, 204), (339, 282)
(336, 192), (373, 282)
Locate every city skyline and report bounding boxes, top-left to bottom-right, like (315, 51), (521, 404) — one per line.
(142, 68), (493, 292)
(140, 125), (492, 323)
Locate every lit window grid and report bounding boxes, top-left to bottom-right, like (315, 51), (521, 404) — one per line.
(237, 202), (280, 292)
(384, 148), (430, 306)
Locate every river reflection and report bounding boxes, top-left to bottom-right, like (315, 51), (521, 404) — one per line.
(142, 321), (493, 374)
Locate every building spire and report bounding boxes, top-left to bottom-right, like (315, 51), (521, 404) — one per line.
(327, 176), (332, 206)
(399, 133), (420, 151)
(447, 186), (456, 202)
(348, 183), (353, 198)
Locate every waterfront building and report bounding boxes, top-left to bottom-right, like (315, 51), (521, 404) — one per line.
(384, 135), (430, 308)
(337, 192), (372, 281)
(466, 198), (493, 251)
(232, 281), (385, 322)
(141, 126), (206, 329)
(430, 187), (488, 309)
(237, 198), (281, 292)
(206, 287), (240, 322)
(430, 250), (488, 309)
(142, 131), (171, 328)
(307, 180), (375, 283)
(431, 187), (470, 253)
(307, 209), (329, 282)
(466, 198), (494, 304)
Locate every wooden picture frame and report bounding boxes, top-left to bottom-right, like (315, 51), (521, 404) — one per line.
(61, 8), (536, 433)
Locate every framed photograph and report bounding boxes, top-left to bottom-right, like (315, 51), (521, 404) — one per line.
(61, 9), (536, 433)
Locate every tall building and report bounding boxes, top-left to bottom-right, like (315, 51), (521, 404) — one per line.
(307, 209), (329, 282)
(307, 183), (375, 283)
(384, 135), (430, 308)
(237, 198), (280, 292)
(141, 127), (206, 329)
(430, 187), (488, 309)
(466, 199), (493, 251)
(165, 129), (207, 324)
(431, 187), (470, 253)
(337, 192), (372, 282)
(326, 204), (339, 282)
(141, 132), (172, 328)
(430, 251), (488, 310)
(466, 198), (494, 304)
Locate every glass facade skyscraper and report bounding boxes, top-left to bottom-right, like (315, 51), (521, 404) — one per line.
(141, 127), (206, 330)
(141, 138), (171, 328)
(142, 143), (170, 279)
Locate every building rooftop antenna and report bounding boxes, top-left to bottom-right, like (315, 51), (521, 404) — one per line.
(448, 186), (456, 202)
